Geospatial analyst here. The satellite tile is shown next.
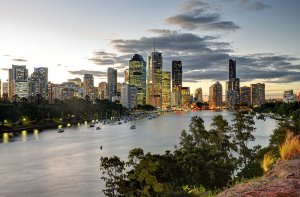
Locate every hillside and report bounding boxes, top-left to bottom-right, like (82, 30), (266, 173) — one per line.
(217, 155), (300, 197)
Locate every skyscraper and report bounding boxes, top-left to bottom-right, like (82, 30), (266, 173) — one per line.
(9, 65), (29, 99)
(129, 54), (146, 105)
(162, 71), (171, 109)
(107, 67), (117, 101)
(251, 83), (265, 106)
(172, 60), (182, 107)
(229, 59), (236, 80)
(83, 73), (94, 101)
(120, 84), (137, 109)
(226, 59), (240, 108)
(209, 82), (222, 109)
(147, 51), (163, 108)
(29, 67), (48, 99)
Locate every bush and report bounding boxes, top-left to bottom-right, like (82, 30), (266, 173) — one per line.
(279, 132), (300, 160)
(261, 152), (276, 172)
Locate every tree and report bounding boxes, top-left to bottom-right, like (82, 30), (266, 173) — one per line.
(100, 156), (126, 197)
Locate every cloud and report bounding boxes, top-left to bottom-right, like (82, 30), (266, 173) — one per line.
(230, 0), (271, 11)
(88, 50), (131, 69)
(69, 69), (124, 78)
(108, 31), (300, 84)
(147, 29), (172, 35)
(165, 0), (240, 31)
(12, 58), (27, 62)
(0, 68), (9, 71)
(250, 1), (271, 11)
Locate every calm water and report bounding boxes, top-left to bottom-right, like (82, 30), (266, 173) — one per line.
(0, 110), (277, 197)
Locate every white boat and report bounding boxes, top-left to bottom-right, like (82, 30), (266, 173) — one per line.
(89, 124), (95, 128)
(57, 128), (64, 133)
(130, 125), (136, 129)
(96, 127), (101, 130)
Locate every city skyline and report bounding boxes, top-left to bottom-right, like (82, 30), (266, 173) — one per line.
(0, 0), (300, 97)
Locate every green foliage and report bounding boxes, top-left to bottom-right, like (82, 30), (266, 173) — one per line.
(100, 156), (126, 197)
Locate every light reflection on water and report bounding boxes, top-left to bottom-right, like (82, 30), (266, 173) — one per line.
(0, 111), (277, 197)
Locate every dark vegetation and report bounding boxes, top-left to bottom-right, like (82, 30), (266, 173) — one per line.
(100, 102), (300, 196)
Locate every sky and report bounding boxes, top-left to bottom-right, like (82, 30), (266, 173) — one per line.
(0, 0), (299, 99)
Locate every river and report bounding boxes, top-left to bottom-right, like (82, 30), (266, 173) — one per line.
(0, 110), (277, 197)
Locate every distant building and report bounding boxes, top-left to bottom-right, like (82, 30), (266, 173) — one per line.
(181, 87), (191, 108)
(83, 74), (95, 101)
(240, 86), (251, 106)
(297, 92), (300, 102)
(68, 78), (82, 87)
(226, 59), (240, 108)
(98, 82), (108, 100)
(29, 67), (48, 99)
(209, 82), (222, 109)
(172, 60), (182, 107)
(107, 68), (117, 101)
(251, 83), (265, 106)
(48, 82), (54, 103)
(0, 79), (1, 99)
(194, 87), (203, 102)
(147, 51), (162, 108)
(129, 54), (146, 105)
(283, 90), (296, 103)
(124, 69), (129, 84)
(121, 84), (137, 109)
(2, 81), (9, 101)
(9, 65), (29, 99)
(162, 71), (171, 109)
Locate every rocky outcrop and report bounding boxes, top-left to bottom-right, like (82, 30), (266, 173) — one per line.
(217, 155), (300, 197)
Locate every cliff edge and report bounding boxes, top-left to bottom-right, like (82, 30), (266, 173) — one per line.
(217, 155), (300, 197)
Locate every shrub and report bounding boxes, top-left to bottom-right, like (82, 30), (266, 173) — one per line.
(261, 152), (276, 172)
(279, 132), (300, 160)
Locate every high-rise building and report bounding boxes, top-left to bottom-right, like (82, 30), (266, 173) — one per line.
(120, 84), (137, 109)
(240, 86), (251, 105)
(147, 51), (163, 108)
(124, 69), (129, 84)
(181, 87), (190, 108)
(48, 82), (54, 103)
(209, 82), (222, 109)
(107, 67), (117, 101)
(172, 60), (182, 107)
(283, 90), (296, 103)
(29, 67), (48, 99)
(83, 74), (94, 101)
(229, 59), (236, 80)
(194, 88), (203, 102)
(162, 71), (171, 109)
(9, 65), (29, 99)
(226, 59), (240, 108)
(98, 82), (108, 100)
(251, 83), (265, 106)
(129, 54), (146, 105)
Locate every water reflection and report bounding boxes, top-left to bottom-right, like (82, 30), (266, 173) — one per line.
(34, 129), (39, 140)
(3, 133), (9, 143)
(22, 130), (27, 142)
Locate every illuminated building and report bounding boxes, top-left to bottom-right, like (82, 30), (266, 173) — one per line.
(9, 65), (29, 99)
(147, 51), (163, 108)
(124, 69), (129, 84)
(172, 60), (182, 107)
(194, 88), (203, 102)
(29, 67), (48, 99)
(83, 73), (95, 101)
(98, 82), (108, 100)
(68, 78), (82, 87)
(129, 54), (146, 105)
(181, 87), (190, 108)
(107, 67), (117, 101)
(240, 86), (251, 105)
(162, 71), (171, 109)
(251, 83), (265, 106)
(209, 82), (222, 109)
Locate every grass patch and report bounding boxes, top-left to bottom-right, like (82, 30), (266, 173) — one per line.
(279, 132), (300, 160)
(261, 152), (276, 172)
